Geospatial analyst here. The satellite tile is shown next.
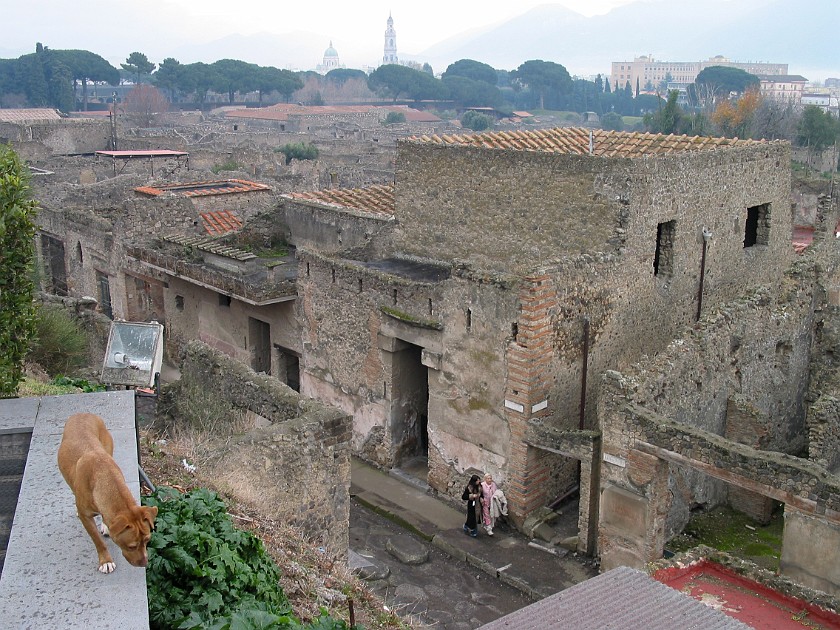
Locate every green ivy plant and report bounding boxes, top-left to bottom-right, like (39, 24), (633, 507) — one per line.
(0, 145), (39, 397)
(143, 487), (356, 630)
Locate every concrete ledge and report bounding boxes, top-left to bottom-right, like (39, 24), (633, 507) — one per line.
(0, 391), (150, 629)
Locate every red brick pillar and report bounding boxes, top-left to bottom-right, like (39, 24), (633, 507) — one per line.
(505, 274), (557, 526)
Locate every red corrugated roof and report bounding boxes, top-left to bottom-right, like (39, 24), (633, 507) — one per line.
(135, 179), (270, 198)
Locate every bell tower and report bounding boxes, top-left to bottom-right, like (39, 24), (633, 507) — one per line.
(383, 14), (398, 65)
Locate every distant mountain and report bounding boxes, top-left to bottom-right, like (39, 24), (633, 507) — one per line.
(417, 0), (840, 79)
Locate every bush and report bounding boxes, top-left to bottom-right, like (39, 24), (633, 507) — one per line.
(276, 142), (319, 165)
(601, 112), (624, 132)
(211, 159), (243, 173)
(460, 110), (494, 131)
(26, 305), (89, 376)
(143, 487), (355, 630)
(383, 111), (405, 125)
(0, 145), (38, 396)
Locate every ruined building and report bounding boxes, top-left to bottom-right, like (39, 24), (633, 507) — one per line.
(22, 123), (840, 595)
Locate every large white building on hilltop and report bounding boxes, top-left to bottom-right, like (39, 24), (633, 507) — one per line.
(383, 14), (398, 65)
(611, 55), (788, 92)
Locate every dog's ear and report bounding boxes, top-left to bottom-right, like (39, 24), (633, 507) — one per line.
(109, 514), (132, 536)
(142, 505), (158, 530)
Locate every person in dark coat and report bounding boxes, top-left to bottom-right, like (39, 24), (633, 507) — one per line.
(462, 474), (481, 537)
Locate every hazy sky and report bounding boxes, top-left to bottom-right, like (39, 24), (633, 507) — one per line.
(4, 0), (642, 66)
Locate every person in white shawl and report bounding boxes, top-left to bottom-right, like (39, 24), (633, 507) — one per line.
(481, 472), (508, 536)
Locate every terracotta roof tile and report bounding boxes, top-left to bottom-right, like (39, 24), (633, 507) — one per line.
(162, 234), (256, 261)
(134, 179), (270, 198)
(282, 184), (395, 217)
(407, 127), (767, 158)
(0, 108), (62, 123)
(201, 210), (243, 235)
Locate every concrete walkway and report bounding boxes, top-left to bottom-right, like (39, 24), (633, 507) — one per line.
(0, 391), (150, 629)
(350, 458), (598, 601)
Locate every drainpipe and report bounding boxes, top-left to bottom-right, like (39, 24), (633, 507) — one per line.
(696, 228), (712, 322)
(579, 317), (590, 430)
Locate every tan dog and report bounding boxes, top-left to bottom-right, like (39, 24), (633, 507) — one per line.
(57, 413), (157, 573)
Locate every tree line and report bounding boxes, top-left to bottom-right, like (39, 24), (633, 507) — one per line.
(1, 45), (837, 150)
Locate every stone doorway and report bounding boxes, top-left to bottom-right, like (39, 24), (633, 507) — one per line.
(389, 341), (429, 481)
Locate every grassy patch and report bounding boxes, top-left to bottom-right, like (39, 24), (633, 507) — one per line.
(667, 504), (784, 571)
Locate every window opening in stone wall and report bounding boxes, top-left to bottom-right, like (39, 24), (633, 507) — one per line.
(40, 234), (68, 296)
(744, 203), (770, 248)
(175, 295), (184, 311)
(511, 322), (519, 339)
(306, 263), (310, 277)
(218, 294), (231, 307)
(466, 308), (472, 332)
(358, 278), (363, 293)
(249, 317), (271, 375)
(331, 268), (336, 283)
(96, 271), (113, 319)
(654, 220), (676, 277)
(76, 241), (83, 263)
(428, 298), (433, 316)
(393, 289), (398, 305)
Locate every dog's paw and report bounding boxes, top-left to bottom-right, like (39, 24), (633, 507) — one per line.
(98, 561), (116, 574)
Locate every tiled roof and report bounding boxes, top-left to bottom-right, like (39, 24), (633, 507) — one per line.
(479, 566), (749, 630)
(0, 108), (62, 122)
(283, 184), (395, 217)
(135, 179), (270, 197)
(407, 127), (765, 158)
(201, 210), (243, 235)
(162, 234), (255, 261)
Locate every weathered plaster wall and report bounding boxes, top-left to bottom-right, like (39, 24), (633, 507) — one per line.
(163, 276), (298, 368)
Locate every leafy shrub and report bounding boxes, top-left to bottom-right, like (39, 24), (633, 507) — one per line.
(383, 111), (405, 125)
(601, 111), (624, 132)
(26, 305), (89, 376)
(460, 110), (493, 131)
(276, 142), (319, 165)
(143, 487), (355, 630)
(0, 145), (38, 396)
(211, 159), (243, 173)
(51, 375), (106, 392)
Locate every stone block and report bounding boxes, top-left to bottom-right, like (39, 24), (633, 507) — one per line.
(780, 508), (840, 596)
(600, 484), (647, 540)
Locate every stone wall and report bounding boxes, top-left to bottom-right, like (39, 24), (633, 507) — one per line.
(296, 249), (522, 503)
(595, 260), (824, 567)
(282, 198), (394, 254)
(0, 118), (111, 158)
(166, 341), (352, 556)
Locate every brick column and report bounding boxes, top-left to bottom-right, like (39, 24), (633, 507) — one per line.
(505, 274), (557, 525)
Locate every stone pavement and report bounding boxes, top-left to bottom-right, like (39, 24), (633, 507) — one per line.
(350, 458), (598, 610)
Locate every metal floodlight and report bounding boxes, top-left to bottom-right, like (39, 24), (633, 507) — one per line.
(101, 321), (164, 388)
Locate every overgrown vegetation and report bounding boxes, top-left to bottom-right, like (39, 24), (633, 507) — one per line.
(383, 111), (405, 125)
(666, 504), (784, 571)
(460, 110), (493, 131)
(143, 487), (357, 630)
(0, 144), (39, 397)
(211, 158), (244, 173)
(276, 142), (319, 165)
(26, 304), (89, 376)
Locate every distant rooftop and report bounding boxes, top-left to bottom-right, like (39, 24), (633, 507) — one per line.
(406, 127), (766, 158)
(226, 104), (440, 123)
(0, 108), (62, 123)
(283, 184), (395, 217)
(135, 179), (270, 198)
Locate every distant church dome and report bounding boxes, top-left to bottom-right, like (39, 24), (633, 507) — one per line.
(318, 41), (341, 74)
